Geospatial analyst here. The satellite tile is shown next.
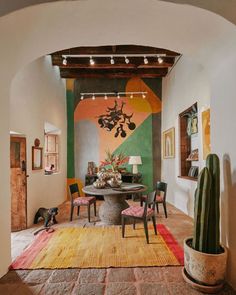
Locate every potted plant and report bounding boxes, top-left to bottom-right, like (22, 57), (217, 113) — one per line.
(183, 154), (227, 293)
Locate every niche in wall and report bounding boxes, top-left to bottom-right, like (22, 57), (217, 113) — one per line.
(179, 102), (199, 181)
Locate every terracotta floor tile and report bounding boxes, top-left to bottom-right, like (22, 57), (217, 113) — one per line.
(105, 282), (137, 295)
(138, 282), (170, 295)
(107, 268), (135, 282)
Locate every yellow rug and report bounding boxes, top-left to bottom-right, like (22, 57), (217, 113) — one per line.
(11, 224), (183, 269)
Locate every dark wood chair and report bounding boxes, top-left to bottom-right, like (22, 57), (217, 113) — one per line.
(121, 191), (157, 244)
(69, 183), (96, 222)
(140, 181), (168, 218)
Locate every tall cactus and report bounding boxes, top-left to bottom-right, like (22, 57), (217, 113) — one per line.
(192, 154), (221, 254)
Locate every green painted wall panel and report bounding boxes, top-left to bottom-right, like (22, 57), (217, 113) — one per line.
(114, 115), (154, 192)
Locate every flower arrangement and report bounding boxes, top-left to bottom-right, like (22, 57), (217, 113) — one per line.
(100, 150), (128, 172)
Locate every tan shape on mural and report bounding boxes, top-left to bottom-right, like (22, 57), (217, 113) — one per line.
(202, 109), (211, 160)
(126, 77), (162, 113)
(66, 79), (75, 91)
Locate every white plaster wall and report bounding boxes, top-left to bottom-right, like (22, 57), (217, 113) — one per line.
(0, 83), (11, 278)
(10, 56), (67, 226)
(162, 56), (210, 217)
(0, 0), (235, 289)
(162, 47), (236, 288)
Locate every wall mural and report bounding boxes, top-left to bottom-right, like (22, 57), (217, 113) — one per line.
(66, 77), (162, 196)
(97, 100), (136, 138)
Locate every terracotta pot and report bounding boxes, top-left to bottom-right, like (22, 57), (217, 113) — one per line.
(184, 238), (227, 286)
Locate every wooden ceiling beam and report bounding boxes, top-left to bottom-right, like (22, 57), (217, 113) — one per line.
(60, 72), (166, 78)
(50, 45), (180, 79)
(51, 56), (175, 67)
(57, 63), (172, 69)
(51, 45), (180, 57)
(59, 68), (168, 78)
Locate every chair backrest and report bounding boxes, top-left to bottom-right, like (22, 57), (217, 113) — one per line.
(143, 190), (156, 216)
(156, 181), (167, 201)
(69, 183), (80, 202)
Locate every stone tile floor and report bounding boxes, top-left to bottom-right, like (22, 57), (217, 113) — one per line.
(0, 200), (235, 295)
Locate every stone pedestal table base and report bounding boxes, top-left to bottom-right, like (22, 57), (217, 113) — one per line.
(99, 194), (129, 225)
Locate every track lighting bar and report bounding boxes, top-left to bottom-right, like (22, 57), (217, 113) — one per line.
(62, 53), (168, 67)
(80, 91), (148, 100)
(62, 53), (167, 58)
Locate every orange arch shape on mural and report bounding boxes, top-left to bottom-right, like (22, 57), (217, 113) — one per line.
(126, 77), (162, 113)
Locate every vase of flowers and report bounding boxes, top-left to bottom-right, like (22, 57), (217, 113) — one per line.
(98, 150), (128, 187)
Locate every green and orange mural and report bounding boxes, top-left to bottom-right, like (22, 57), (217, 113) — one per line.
(66, 77), (162, 196)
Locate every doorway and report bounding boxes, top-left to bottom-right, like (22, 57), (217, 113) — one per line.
(10, 136), (27, 232)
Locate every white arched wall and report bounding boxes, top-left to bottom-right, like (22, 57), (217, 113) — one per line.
(10, 56), (67, 227)
(0, 0), (236, 288)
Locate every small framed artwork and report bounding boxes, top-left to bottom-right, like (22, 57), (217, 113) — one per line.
(163, 127), (175, 159)
(32, 146), (43, 170)
(202, 108), (211, 160)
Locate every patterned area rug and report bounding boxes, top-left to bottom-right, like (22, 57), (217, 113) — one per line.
(10, 224), (183, 269)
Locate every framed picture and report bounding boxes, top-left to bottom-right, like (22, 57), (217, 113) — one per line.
(163, 127), (175, 159)
(32, 146), (43, 170)
(202, 109), (211, 160)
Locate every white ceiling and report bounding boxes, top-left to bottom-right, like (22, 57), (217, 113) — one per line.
(160, 0), (236, 25)
(1, 0), (236, 26)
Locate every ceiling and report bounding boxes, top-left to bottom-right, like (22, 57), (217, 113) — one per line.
(1, 0), (236, 26)
(160, 0), (236, 25)
(50, 45), (181, 79)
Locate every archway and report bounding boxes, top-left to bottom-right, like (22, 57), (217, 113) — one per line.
(1, 0), (236, 287)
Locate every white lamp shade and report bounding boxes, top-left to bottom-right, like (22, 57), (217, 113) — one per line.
(128, 156), (142, 165)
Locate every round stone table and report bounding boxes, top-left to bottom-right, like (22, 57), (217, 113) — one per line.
(82, 183), (147, 225)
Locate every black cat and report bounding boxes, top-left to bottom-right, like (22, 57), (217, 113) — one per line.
(34, 207), (58, 227)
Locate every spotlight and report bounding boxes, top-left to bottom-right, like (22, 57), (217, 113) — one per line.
(142, 93), (146, 99)
(62, 56), (67, 66)
(130, 93), (133, 99)
(158, 57), (164, 64)
(81, 95), (84, 100)
(92, 94), (95, 100)
(104, 94), (108, 100)
(90, 56), (95, 65)
(110, 56), (115, 65)
(144, 56), (148, 65)
(125, 56), (129, 64)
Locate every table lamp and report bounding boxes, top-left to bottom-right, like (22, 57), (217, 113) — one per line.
(129, 156), (142, 174)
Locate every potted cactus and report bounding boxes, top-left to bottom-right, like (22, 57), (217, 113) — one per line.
(183, 154), (227, 292)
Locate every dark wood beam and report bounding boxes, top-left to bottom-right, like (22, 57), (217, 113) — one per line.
(50, 45), (180, 79)
(51, 56), (175, 68)
(59, 68), (168, 79)
(57, 63), (172, 69)
(51, 45), (180, 57)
